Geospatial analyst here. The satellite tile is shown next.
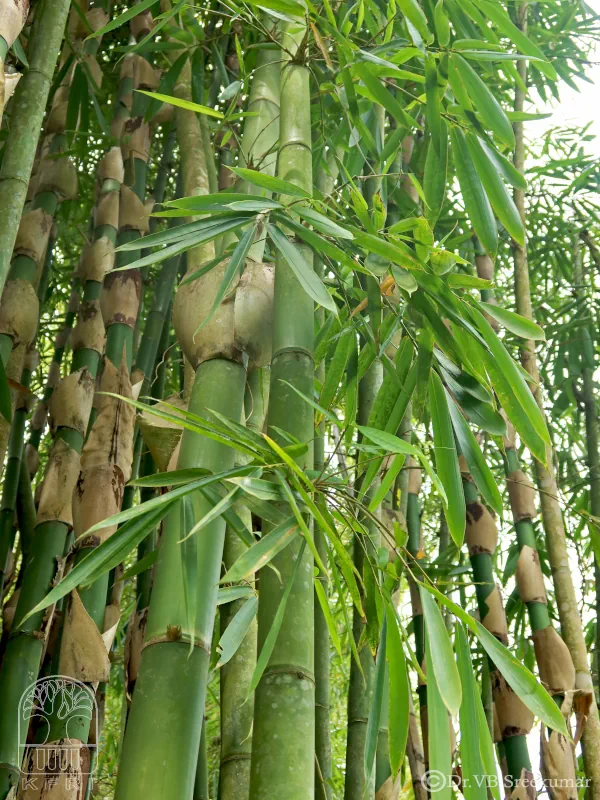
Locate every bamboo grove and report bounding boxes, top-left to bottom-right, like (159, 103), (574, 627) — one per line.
(0, 0), (600, 799)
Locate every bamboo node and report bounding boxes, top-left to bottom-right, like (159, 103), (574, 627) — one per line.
(0, 279), (39, 347)
(98, 146), (125, 185)
(72, 299), (106, 355)
(515, 544), (547, 605)
(507, 469), (537, 521)
(95, 189), (120, 230)
(49, 367), (95, 437)
(174, 258), (274, 368)
(466, 501), (497, 555)
(37, 153), (78, 201)
(36, 438), (81, 527)
(101, 270), (142, 329)
(119, 184), (150, 233)
(14, 207), (53, 266)
(491, 670), (534, 737)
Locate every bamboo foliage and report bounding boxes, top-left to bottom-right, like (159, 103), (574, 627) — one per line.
(0, 3), (598, 800)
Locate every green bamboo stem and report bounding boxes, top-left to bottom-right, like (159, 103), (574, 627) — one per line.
(0, 221), (57, 583)
(0, 353), (36, 596)
(0, 353), (100, 797)
(221, 40), (280, 260)
(0, 184), (61, 468)
(25, 265), (76, 478)
(249, 18), (315, 800)
(194, 718), (210, 800)
(406, 465), (427, 764)
(115, 21), (251, 796)
(313, 151), (342, 800)
(573, 234), (600, 689)
(462, 475), (532, 783)
(345, 360), (383, 800)
(219, 506), (256, 799)
(315, 355), (332, 800)
(345, 103), (386, 800)
(0, 0), (71, 298)
(511, 5), (600, 783)
(136, 312), (172, 610)
(0, 24), (127, 789)
(115, 359), (246, 799)
(218, 369), (269, 800)
(47, 46), (157, 755)
(0, 15), (99, 468)
(216, 41), (281, 800)
(15, 459), (35, 565)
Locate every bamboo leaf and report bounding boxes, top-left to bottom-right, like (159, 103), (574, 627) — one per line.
(426, 57), (443, 157)
(429, 371), (466, 547)
(268, 224), (337, 311)
(116, 549), (158, 583)
(216, 596), (258, 667)
(315, 577), (342, 658)
(353, 63), (416, 129)
(434, 0), (450, 47)
(136, 90), (225, 119)
(21, 507), (167, 623)
(365, 618), (387, 783)
(179, 486), (241, 543)
(166, 192), (281, 212)
(116, 217), (246, 251)
(243, 0), (305, 17)
(420, 581), (568, 734)
(180, 497), (198, 653)
(479, 301), (546, 341)
(231, 167), (311, 199)
(398, 0), (433, 43)
(475, 0), (556, 80)
(475, 684), (502, 800)
(420, 587), (462, 715)
(449, 126), (497, 256)
(358, 426), (420, 459)
(450, 55), (515, 148)
(294, 206), (354, 239)
(426, 623), (453, 800)
(446, 392), (503, 514)
(273, 213), (358, 271)
(216, 586), (255, 605)
(424, 122), (448, 225)
(146, 51), (188, 121)
(82, 467), (256, 535)
(469, 305), (550, 460)
(130, 468), (212, 488)
(446, 274), (492, 290)
(480, 139), (527, 191)
(85, 0), (159, 38)
(221, 518), (298, 583)
(465, 134), (524, 245)
(319, 329), (354, 410)
(386, 604), (410, 777)
(368, 454), (405, 512)
(226, 476), (284, 501)
(350, 228), (421, 271)
(455, 624), (488, 800)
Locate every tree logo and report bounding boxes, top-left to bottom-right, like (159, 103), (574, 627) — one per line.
(18, 676), (98, 793)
